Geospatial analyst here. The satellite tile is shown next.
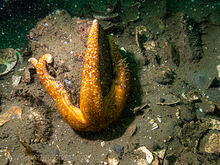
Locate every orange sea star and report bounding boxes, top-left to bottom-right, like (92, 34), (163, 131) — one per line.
(29, 19), (131, 131)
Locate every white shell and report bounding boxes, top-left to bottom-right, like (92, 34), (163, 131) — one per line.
(152, 123), (159, 130)
(217, 65), (220, 78)
(157, 115), (162, 122)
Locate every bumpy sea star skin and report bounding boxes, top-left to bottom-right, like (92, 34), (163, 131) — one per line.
(29, 19), (131, 131)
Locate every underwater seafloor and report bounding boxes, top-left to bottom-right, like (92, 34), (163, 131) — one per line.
(0, 0), (220, 164)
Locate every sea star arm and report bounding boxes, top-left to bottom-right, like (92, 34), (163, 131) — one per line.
(102, 34), (131, 124)
(79, 19), (103, 124)
(28, 54), (87, 129)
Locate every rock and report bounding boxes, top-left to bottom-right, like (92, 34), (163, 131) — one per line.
(160, 98), (165, 103)
(154, 149), (166, 160)
(151, 156), (159, 165)
(114, 144), (124, 156)
(22, 67), (33, 83)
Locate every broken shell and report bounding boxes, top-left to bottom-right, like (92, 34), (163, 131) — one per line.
(92, 12), (119, 20)
(217, 65), (220, 78)
(129, 124), (137, 137)
(149, 119), (159, 130)
(12, 75), (21, 87)
(157, 115), (162, 122)
(205, 133), (220, 154)
(156, 94), (180, 105)
(209, 118), (220, 131)
(15, 49), (23, 62)
(176, 111), (180, 119)
(149, 119), (155, 124)
(186, 91), (200, 102)
(206, 76), (220, 89)
(0, 149), (12, 164)
(134, 146), (154, 164)
(0, 48), (17, 76)
(133, 103), (148, 115)
(152, 123), (159, 130)
(0, 106), (22, 126)
(120, 47), (127, 53)
(133, 107), (141, 115)
(143, 40), (156, 51)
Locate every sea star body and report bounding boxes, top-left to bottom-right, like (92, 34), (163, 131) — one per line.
(29, 19), (131, 131)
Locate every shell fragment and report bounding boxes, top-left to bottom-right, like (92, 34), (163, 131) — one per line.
(217, 65), (220, 78)
(0, 48), (17, 76)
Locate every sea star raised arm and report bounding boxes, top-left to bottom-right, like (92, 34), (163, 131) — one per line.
(29, 20), (131, 131)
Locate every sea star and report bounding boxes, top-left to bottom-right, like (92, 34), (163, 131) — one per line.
(29, 19), (131, 131)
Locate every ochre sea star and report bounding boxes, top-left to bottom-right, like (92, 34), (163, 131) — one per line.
(29, 19), (131, 131)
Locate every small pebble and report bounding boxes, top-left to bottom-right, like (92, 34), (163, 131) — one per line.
(114, 144), (124, 156)
(160, 98), (165, 103)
